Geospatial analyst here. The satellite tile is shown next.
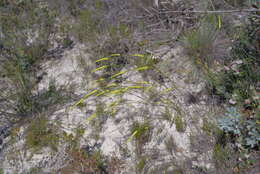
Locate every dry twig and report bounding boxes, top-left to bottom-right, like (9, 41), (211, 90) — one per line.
(161, 8), (260, 14)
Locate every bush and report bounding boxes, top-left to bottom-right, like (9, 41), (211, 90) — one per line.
(208, 16), (260, 106)
(25, 117), (59, 151)
(218, 107), (260, 149)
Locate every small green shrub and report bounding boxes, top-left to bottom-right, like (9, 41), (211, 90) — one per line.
(218, 107), (260, 149)
(2, 58), (35, 116)
(136, 157), (146, 173)
(34, 81), (71, 113)
(213, 143), (230, 168)
(174, 115), (186, 132)
(25, 117), (59, 151)
(0, 58), (71, 117)
(28, 167), (42, 174)
(131, 121), (152, 156)
(131, 122), (151, 142)
(202, 118), (216, 135)
(61, 148), (108, 174)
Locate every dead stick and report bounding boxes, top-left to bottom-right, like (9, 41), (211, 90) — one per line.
(160, 9), (260, 14)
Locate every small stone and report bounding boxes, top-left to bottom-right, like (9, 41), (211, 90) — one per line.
(235, 60), (243, 64)
(224, 66), (230, 71)
(253, 96), (259, 101)
(229, 99), (236, 105)
(244, 99), (251, 104)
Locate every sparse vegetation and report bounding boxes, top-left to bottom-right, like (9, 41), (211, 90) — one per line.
(60, 148), (108, 174)
(136, 156), (147, 173)
(182, 15), (218, 68)
(28, 167), (43, 174)
(73, 8), (102, 43)
(61, 127), (123, 174)
(0, 0), (259, 173)
(130, 121), (152, 161)
(25, 117), (59, 151)
(162, 107), (174, 123)
(165, 136), (178, 156)
(131, 122), (151, 146)
(213, 143), (230, 168)
(202, 118), (216, 136)
(0, 1), (72, 119)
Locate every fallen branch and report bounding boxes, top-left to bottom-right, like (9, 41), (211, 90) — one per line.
(161, 8), (260, 14)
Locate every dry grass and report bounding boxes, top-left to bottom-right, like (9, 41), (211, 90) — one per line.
(60, 148), (123, 174)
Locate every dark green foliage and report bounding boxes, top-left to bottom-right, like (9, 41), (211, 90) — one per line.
(1, 58), (71, 117)
(209, 17), (260, 105)
(3, 59), (34, 116)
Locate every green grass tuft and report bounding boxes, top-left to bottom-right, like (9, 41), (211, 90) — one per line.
(25, 117), (59, 151)
(174, 115), (186, 132)
(182, 15), (218, 67)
